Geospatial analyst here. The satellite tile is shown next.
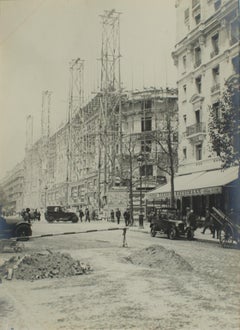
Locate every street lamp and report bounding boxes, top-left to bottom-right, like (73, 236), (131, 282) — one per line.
(137, 153), (144, 228)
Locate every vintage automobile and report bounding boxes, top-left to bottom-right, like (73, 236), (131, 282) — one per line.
(148, 207), (195, 240)
(44, 206), (79, 223)
(0, 215), (32, 240)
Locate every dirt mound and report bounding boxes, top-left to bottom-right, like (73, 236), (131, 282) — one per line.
(125, 245), (193, 272)
(0, 252), (92, 281)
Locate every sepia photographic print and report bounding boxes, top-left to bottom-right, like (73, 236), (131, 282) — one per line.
(0, 0), (239, 329)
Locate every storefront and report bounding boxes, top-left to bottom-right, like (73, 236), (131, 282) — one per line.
(146, 167), (239, 217)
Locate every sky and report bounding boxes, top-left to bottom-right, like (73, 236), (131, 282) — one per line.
(0, 0), (177, 180)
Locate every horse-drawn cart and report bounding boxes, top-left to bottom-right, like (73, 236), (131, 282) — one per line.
(210, 207), (240, 248)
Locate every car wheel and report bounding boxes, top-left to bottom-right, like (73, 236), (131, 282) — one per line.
(186, 228), (194, 240)
(168, 228), (177, 240)
(47, 216), (54, 223)
(150, 226), (156, 237)
(15, 224), (32, 240)
(71, 215), (79, 223)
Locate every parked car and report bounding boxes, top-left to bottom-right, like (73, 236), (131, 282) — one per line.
(0, 215), (32, 239)
(44, 206), (79, 223)
(148, 207), (194, 240)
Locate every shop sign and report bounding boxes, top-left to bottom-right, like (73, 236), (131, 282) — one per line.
(156, 186), (222, 198)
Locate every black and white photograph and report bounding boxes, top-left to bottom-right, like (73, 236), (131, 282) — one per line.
(0, 0), (239, 329)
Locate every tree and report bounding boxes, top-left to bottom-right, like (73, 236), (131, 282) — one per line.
(151, 98), (178, 207)
(208, 79), (240, 176)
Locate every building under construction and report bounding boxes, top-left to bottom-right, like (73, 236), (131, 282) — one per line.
(1, 10), (178, 219)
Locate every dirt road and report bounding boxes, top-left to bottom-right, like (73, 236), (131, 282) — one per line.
(0, 221), (239, 330)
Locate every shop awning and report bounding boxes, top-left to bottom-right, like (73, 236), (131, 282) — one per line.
(146, 166), (239, 199)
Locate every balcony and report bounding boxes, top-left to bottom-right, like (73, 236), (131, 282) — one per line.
(210, 48), (219, 58)
(211, 83), (220, 93)
(194, 60), (201, 68)
(186, 122), (206, 137)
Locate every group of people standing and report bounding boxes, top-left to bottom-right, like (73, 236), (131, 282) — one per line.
(110, 208), (131, 226)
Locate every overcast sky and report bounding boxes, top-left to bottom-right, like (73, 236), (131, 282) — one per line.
(0, 0), (177, 180)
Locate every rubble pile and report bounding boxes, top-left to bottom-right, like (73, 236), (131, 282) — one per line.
(125, 245), (193, 272)
(0, 252), (92, 281)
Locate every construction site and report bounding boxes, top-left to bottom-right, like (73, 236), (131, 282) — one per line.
(3, 10), (178, 219)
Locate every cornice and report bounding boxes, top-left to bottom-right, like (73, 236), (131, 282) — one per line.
(173, 0), (238, 58)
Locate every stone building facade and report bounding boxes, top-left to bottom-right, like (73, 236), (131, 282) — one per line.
(0, 161), (24, 214)
(19, 88), (178, 218)
(147, 0), (239, 216)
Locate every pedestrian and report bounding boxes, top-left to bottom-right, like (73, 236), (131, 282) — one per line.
(79, 207), (84, 222)
(110, 209), (115, 222)
(91, 209), (96, 220)
(85, 208), (90, 222)
(116, 208), (121, 224)
(201, 208), (212, 234)
(123, 209), (130, 226)
(23, 208), (31, 223)
(186, 209), (197, 229)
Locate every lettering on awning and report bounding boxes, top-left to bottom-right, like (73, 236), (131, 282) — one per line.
(155, 186), (222, 198)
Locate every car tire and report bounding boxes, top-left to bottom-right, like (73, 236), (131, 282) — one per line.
(47, 216), (54, 223)
(150, 226), (156, 237)
(186, 228), (194, 240)
(71, 215), (79, 223)
(168, 228), (177, 240)
(15, 224), (32, 240)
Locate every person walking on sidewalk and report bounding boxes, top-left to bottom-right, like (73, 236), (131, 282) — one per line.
(201, 208), (212, 234)
(79, 207), (84, 222)
(110, 209), (115, 222)
(123, 209), (130, 226)
(85, 208), (90, 222)
(116, 208), (121, 224)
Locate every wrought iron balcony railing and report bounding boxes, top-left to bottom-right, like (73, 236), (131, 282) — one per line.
(186, 122), (206, 137)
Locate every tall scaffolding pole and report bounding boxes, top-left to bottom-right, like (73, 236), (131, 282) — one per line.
(40, 90), (52, 207)
(98, 9), (122, 207)
(67, 58), (84, 205)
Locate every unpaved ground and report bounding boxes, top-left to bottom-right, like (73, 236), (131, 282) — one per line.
(0, 221), (239, 330)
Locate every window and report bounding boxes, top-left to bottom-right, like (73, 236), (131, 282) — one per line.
(183, 85), (187, 100)
(195, 110), (200, 124)
(141, 99), (152, 110)
(214, 0), (221, 11)
(183, 55), (186, 72)
(183, 148), (187, 159)
(211, 33), (219, 57)
(141, 116), (152, 131)
(194, 47), (201, 68)
(195, 76), (202, 93)
(195, 13), (201, 25)
(230, 17), (239, 45)
(183, 114), (187, 125)
(232, 56), (240, 74)
(141, 140), (152, 153)
(212, 65), (220, 84)
(196, 144), (202, 160)
(140, 164), (153, 177)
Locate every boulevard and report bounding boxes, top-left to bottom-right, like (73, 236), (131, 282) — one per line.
(0, 220), (239, 330)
